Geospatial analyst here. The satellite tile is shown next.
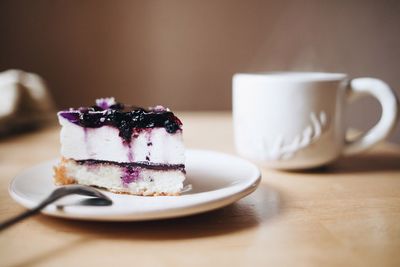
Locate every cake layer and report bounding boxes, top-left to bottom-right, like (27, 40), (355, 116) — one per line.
(54, 158), (185, 196)
(59, 116), (184, 164)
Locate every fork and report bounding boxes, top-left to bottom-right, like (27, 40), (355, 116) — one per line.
(0, 185), (112, 231)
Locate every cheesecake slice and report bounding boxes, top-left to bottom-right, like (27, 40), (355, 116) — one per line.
(54, 97), (185, 196)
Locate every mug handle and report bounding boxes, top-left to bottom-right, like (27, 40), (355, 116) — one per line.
(343, 78), (399, 156)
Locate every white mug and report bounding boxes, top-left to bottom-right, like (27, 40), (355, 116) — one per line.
(232, 72), (399, 169)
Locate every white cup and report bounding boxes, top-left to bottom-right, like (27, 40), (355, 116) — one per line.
(232, 72), (399, 169)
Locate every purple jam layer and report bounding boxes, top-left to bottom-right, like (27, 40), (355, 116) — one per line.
(75, 159), (185, 187)
(59, 100), (182, 142)
(76, 159), (186, 172)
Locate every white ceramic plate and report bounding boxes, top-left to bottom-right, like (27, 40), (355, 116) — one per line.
(9, 149), (261, 221)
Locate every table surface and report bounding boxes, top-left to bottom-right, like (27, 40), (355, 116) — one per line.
(1, 112), (399, 267)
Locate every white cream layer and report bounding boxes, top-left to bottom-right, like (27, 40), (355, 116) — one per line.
(59, 116), (185, 164)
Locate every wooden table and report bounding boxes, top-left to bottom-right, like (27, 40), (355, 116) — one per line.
(1, 112), (399, 267)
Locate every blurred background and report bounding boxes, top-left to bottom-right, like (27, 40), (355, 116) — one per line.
(0, 0), (399, 142)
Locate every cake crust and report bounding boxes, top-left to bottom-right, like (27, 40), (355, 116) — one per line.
(53, 158), (76, 185)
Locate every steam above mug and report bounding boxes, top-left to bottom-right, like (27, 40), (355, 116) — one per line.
(232, 72), (399, 169)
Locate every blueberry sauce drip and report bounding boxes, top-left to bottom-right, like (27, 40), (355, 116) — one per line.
(59, 100), (182, 142)
(125, 141), (134, 162)
(76, 159), (186, 172)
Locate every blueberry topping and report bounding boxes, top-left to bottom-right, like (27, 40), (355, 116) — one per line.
(59, 111), (80, 123)
(95, 97), (117, 110)
(164, 119), (181, 133)
(59, 99), (182, 142)
(109, 103), (124, 110)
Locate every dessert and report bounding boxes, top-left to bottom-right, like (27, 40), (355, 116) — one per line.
(54, 97), (185, 196)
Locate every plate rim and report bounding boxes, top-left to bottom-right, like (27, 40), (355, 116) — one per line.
(9, 149), (262, 221)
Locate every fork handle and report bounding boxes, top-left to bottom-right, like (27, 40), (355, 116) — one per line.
(0, 202), (48, 231)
